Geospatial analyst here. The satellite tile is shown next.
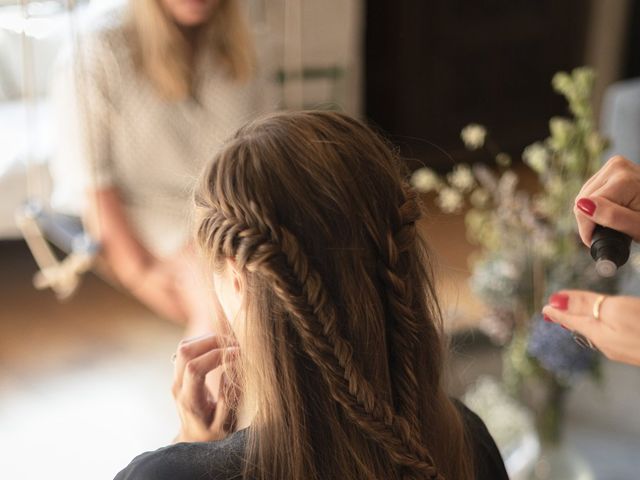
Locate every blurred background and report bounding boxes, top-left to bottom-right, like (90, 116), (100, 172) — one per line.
(1, 0), (640, 479)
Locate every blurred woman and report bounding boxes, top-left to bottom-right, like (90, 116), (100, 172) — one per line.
(52, 0), (272, 334)
(115, 111), (508, 480)
(543, 155), (640, 366)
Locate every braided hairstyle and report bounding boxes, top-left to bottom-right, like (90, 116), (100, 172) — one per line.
(195, 111), (474, 480)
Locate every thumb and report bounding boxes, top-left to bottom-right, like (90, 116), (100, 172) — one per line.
(580, 195), (640, 242)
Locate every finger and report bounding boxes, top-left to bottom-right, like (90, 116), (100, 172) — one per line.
(173, 334), (223, 392)
(574, 203), (597, 246)
(575, 155), (626, 198)
(576, 195), (640, 242)
(181, 347), (230, 418)
(542, 306), (607, 350)
(211, 372), (239, 435)
(545, 290), (621, 323)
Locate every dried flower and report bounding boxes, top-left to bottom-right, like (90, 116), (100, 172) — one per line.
(522, 142), (549, 174)
(470, 188), (490, 208)
(495, 152), (512, 167)
(527, 314), (597, 381)
(437, 187), (464, 213)
(546, 176), (563, 196)
(461, 124), (487, 150)
(630, 251), (640, 272)
(463, 376), (535, 451)
(410, 167), (441, 193)
(551, 72), (573, 97)
(497, 170), (518, 197)
(447, 164), (475, 192)
(549, 117), (574, 150)
(572, 67), (595, 97)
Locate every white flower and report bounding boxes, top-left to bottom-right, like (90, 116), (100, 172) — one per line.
(470, 188), (490, 208)
(437, 187), (464, 213)
(461, 124), (487, 150)
(410, 167), (441, 193)
(523, 142), (549, 174)
(463, 376), (535, 451)
(552, 72), (573, 96)
(447, 164), (475, 192)
(498, 170), (518, 196)
(546, 176), (564, 196)
(549, 117), (574, 149)
(495, 152), (511, 167)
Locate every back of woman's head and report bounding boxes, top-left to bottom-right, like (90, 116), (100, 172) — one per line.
(195, 111), (473, 480)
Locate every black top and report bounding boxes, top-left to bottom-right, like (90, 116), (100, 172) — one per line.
(115, 403), (508, 480)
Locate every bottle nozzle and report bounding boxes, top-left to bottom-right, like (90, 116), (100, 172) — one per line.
(594, 258), (617, 278)
(590, 225), (631, 277)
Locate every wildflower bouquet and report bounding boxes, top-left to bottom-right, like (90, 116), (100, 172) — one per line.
(411, 67), (614, 443)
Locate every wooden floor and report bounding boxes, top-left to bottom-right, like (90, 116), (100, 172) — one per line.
(1, 207), (640, 479)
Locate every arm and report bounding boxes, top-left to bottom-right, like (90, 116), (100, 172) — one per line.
(91, 188), (188, 323)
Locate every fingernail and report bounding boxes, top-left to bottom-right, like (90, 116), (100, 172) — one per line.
(576, 198), (596, 216)
(543, 314), (552, 323)
(549, 293), (569, 310)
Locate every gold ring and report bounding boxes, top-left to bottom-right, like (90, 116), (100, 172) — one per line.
(593, 295), (607, 321)
(171, 353), (177, 364)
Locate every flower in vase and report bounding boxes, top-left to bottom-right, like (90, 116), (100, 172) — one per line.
(470, 256), (522, 308)
(548, 117), (575, 150)
(495, 152), (512, 167)
(523, 142), (549, 174)
(410, 167), (441, 193)
(470, 188), (490, 208)
(479, 308), (516, 345)
(631, 252), (640, 272)
(437, 187), (464, 213)
(448, 164), (475, 192)
(461, 124), (487, 150)
(463, 376), (535, 452)
(527, 314), (598, 381)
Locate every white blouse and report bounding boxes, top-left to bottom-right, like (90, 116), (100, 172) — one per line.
(51, 13), (275, 256)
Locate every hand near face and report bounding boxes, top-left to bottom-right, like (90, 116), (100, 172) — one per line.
(171, 334), (239, 443)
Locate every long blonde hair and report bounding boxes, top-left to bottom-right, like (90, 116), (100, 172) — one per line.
(128, 0), (255, 100)
(195, 111), (475, 479)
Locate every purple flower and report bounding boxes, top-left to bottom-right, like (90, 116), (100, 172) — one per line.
(527, 314), (597, 381)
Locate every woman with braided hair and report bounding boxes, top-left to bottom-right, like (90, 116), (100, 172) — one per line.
(115, 111), (508, 480)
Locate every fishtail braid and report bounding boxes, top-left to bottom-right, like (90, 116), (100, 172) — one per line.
(374, 187), (425, 448)
(197, 199), (444, 479)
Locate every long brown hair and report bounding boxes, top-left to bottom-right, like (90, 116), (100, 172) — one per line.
(127, 0), (255, 100)
(195, 111), (474, 479)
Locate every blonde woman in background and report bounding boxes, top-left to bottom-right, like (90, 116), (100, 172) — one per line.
(51, 0), (274, 335)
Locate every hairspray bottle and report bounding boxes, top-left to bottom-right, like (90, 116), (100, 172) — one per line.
(590, 225), (632, 277)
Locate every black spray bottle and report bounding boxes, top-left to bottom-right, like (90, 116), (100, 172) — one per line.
(590, 225), (632, 277)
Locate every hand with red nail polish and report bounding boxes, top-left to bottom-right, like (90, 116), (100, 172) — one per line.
(576, 198), (596, 216)
(573, 155), (640, 246)
(542, 290), (640, 366)
(549, 293), (569, 310)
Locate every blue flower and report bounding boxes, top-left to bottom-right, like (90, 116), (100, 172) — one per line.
(527, 314), (597, 381)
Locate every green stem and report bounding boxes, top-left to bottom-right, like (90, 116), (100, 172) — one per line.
(535, 379), (566, 445)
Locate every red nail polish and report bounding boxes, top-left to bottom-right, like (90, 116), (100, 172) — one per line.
(543, 314), (552, 323)
(576, 198), (596, 216)
(549, 293), (569, 310)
